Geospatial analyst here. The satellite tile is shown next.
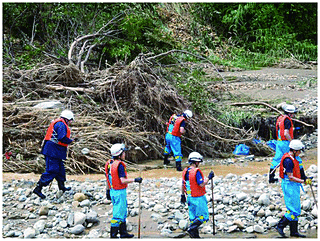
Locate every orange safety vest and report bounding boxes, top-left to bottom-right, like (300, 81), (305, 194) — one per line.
(105, 159), (128, 190)
(279, 153), (301, 179)
(187, 167), (206, 197)
(166, 114), (177, 132)
(166, 114), (186, 137)
(44, 118), (71, 147)
(276, 115), (294, 140)
(182, 167), (189, 195)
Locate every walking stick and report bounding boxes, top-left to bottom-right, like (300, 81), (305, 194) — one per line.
(270, 163), (280, 175)
(210, 171), (215, 235)
(138, 167), (142, 239)
(309, 184), (318, 209)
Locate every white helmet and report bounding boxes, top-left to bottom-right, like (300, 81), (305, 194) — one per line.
(283, 105), (297, 113)
(188, 152), (203, 163)
(289, 139), (305, 151)
(60, 110), (74, 120)
(184, 110), (193, 119)
(110, 143), (127, 157)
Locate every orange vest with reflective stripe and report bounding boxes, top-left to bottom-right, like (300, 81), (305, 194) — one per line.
(105, 159), (128, 190)
(171, 116), (186, 137)
(189, 167), (206, 197)
(276, 115), (294, 140)
(44, 118), (70, 147)
(279, 153), (301, 179)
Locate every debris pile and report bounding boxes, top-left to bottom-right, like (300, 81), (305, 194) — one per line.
(3, 54), (259, 174)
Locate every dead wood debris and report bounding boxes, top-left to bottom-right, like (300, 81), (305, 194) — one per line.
(3, 54), (258, 174)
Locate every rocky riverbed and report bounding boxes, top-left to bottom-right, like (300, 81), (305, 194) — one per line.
(2, 159), (318, 239)
(2, 67), (318, 239)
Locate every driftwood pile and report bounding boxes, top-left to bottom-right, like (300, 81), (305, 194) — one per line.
(3, 54), (261, 174)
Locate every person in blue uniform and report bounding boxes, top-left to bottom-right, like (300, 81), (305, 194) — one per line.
(181, 152), (214, 238)
(33, 110), (75, 199)
(163, 110), (193, 171)
(269, 105), (297, 183)
(105, 143), (143, 239)
(276, 139), (312, 238)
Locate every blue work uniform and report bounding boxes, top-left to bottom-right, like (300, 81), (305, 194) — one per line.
(40, 121), (73, 185)
(185, 167), (209, 224)
(281, 156), (306, 221)
(164, 115), (186, 163)
(271, 118), (292, 168)
(108, 161), (127, 228)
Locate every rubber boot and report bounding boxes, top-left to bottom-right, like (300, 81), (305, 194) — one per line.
(164, 155), (170, 165)
(276, 216), (290, 238)
(187, 220), (202, 238)
(269, 168), (278, 183)
(110, 226), (119, 238)
(176, 161), (182, 172)
(119, 222), (134, 238)
(33, 181), (46, 199)
(290, 221), (306, 238)
(57, 181), (71, 193)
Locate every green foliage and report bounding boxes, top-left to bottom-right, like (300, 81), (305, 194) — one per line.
(3, 2), (317, 70)
(176, 68), (215, 114)
(217, 109), (252, 128)
(191, 3), (317, 63)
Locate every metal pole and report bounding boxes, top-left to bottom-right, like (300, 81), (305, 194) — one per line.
(211, 179), (215, 235)
(270, 163), (280, 175)
(138, 168), (142, 239)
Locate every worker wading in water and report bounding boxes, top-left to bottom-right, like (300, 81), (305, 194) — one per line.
(163, 110), (193, 171)
(269, 105), (297, 183)
(105, 143), (143, 239)
(33, 110), (75, 199)
(181, 152), (214, 238)
(276, 139), (312, 238)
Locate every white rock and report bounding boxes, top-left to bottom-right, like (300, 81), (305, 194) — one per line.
(301, 199), (312, 210)
(215, 214), (224, 220)
(86, 211), (98, 223)
(236, 192), (248, 202)
(24, 228), (36, 238)
(74, 212), (87, 225)
(79, 199), (91, 207)
(153, 204), (165, 212)
(174, 210), (184, 221)
(266, 216), (278, 227)
(253, 225), (264, 233)
(227, 225), (238, 233)
(33, 220), (46, 233)
(59, 220), (68, 228)
(258, 193), (270, 206)
(245, 226), (254, 233)
(178, 220), (188, 230)
(69, 224), (85, 235)
(307, 164), (317, 173)
(86, 229), (101, 238)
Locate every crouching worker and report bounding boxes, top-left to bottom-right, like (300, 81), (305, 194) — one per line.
(105, 143), (143, 239)
(276, 139), (312, 238)
(181, 152), (214, 238)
